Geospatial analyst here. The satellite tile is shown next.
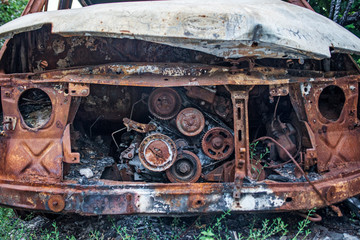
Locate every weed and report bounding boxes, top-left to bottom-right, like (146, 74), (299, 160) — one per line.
(240, 217), (288, 240)
(197, 210), (231, 240)
(42, 222), (61, 240)
(250, 141), (270, 161)
(250, 141), (270, 180)
(113, 225), (136, 240)
(146, 218), (160, 240)
(168, 217), (186, 239)
(349, 211), (360, 223)
(0, 207), (316, 240)
(199, 229), (216, 240)
(52, 222), (60, 240)
(292, 209), (315, 240)
(0, 208), (29, 240)
(89, 229), (104, 240)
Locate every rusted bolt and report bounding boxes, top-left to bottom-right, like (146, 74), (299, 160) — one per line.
(212, 136), (223, 149)
(48, 195), (65, 212)
(56, 121), (64, 129)
(81, 89), (89, 96)
(177, 162), (191, 174)
(40, 60), (48, 69)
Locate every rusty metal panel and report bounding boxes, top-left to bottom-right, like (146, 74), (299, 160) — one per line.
(301, 78), (360, 172)
(0, 0), (359, 59)
(0, 84), (75, 181)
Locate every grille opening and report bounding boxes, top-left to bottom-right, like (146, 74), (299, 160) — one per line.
(18, 88), (52, 129)
(318, 85), (345, 121)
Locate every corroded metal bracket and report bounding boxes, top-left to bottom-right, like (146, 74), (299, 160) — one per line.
(227, 86), (253, 206)
(303, 121), (318, 170)
(62, 124), (80, 164)
(3, 116), (17, 131)
(269, 84), (289, 96)
(68, 83), (90, 97)
(123, 118), (157, 133)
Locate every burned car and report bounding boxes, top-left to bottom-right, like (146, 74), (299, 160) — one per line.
(0, 0), (359, 216)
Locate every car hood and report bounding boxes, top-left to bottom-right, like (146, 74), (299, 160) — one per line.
(0, 0), (359, 59)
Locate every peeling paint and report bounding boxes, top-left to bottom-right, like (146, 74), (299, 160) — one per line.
(301, 83), (312, 96)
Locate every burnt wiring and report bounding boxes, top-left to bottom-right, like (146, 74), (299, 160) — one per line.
(273, 96), (281, 121)
(89, 115), (103, 139)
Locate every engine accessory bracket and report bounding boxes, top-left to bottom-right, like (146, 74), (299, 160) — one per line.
(123, 118), (157, 133)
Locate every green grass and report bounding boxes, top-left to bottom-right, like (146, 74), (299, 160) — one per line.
(110, 209), (314, 240)
(0, 207), (316, 240)
(0, 207), (31, 240)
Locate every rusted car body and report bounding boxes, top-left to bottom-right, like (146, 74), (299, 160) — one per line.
(0, 0), (359, 216)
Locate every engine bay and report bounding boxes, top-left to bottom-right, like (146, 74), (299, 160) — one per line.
(37, 84), (322, 184)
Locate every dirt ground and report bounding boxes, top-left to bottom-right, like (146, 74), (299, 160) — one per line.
(17, 199), (360, 240)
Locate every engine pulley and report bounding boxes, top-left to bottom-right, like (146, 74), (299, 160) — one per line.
(166, 150), (201, 183)
(138, 133), (177, 172)
(176, 107), (205, 136)
(201, 127), (234, 160)
(148, 88), (182, 120)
